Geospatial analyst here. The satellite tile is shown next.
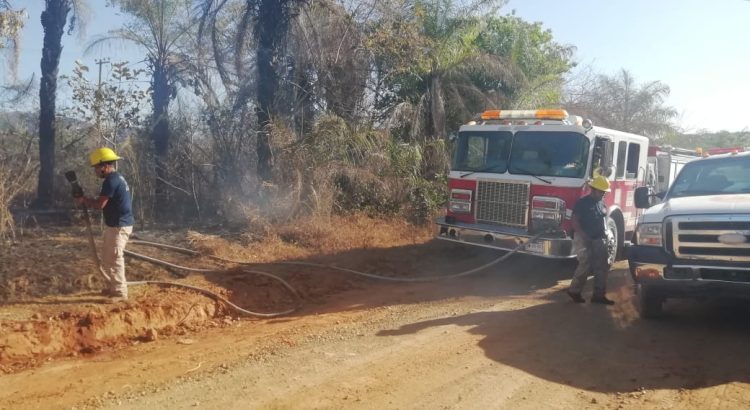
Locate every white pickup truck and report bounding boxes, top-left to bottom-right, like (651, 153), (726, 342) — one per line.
(628, 151), (750, 318)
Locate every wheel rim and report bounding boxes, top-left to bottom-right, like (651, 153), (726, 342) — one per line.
(606, 219), (618, 265)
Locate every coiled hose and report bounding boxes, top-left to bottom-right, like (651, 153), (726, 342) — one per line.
(124, 231), (551, 317)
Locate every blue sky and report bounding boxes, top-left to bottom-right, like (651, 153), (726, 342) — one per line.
(508, 0), (750, 132)
(6, 2), (141, 110)
(7, 0), (750, 132)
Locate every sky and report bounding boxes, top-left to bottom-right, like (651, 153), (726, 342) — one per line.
(6, 0), (750, 133)
(507, 0), (750, 133)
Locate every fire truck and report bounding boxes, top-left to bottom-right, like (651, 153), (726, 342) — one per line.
(436, 109), (674, 263)
(646, 145), (702, 194)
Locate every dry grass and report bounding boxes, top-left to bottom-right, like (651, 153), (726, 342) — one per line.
(179, 213), (434, 264)
(0, 150), (35, 242)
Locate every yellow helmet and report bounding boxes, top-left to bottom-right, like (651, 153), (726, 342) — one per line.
(590, 175), (611, 192)
(89, 147), (122, 166)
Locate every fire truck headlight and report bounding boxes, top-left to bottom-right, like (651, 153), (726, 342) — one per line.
(531, 209), (562, 222)
(637, 223), (663, 247)
(449, 201), (471, 213)
(449, 189), (472, 214)
(531, 196), (565, 227)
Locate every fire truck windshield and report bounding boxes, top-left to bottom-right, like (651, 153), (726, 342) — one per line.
(453, 130), (589, 178)
(452, 131), (513, 172)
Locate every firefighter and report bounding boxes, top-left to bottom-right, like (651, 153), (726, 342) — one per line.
(566, 175), (615, 305)
(75, 148), (134, 300)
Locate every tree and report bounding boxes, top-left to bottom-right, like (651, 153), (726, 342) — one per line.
(370, 0), (524, 141)
(0, 1), (28, 79)
(62, 60), (148, 148)
(477, 14), (575, 108)
(564, 68), (677, 140)
(36, 0), (88, 208)
(199, 0), (307, 182)
(92, 0), (193, 215)
(253, 0), (308, 181)
(288, 0), (370, 128)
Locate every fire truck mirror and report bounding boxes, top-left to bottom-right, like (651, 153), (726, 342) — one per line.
(634, 186), (652, 209)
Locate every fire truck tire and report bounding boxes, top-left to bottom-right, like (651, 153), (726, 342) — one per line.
(606, 217), (620, 267)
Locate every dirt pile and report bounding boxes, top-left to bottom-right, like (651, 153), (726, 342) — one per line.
(0, 214), (440, 372)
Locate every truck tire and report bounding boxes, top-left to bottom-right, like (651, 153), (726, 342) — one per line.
(606, 217), (619, 267)
(637, 284), (663, 319)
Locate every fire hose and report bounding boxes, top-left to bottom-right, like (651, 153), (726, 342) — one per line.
(66, 168), (551, 318)
(122, 231), (550, 317)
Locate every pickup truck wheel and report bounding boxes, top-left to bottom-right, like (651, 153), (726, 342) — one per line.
(606, 217), (619, 267)
(637, 284), (663, 319)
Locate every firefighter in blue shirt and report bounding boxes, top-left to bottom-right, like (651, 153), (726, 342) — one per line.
(566, 175), (615, 305)
(75, 148), (134, 300)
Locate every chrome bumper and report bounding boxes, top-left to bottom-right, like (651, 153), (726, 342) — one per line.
(435, 218), (575, 259)
(630, 261), (750, 297)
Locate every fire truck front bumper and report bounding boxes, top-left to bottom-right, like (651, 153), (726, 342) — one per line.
(435, 218), (575, 259)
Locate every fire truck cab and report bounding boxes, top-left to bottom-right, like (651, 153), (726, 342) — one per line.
(436, 109), (649, 263)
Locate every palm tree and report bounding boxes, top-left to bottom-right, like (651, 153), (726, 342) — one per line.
(89, 0), (193, 215)
(36, 0), (88, 208)
(564, 69), (677, 139)
(199, 0), (306, 182)
(375, 0), (521, 141)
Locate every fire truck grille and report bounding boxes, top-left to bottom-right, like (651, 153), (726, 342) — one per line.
(671, 216), (750, 262)
(475, 180), (530, 227)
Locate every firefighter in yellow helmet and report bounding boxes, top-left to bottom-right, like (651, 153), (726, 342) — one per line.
(75, 148), (134, 300)
(567, 175), (615, 305)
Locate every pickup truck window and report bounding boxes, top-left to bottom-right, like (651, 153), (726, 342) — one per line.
(668, 156), (750, 198)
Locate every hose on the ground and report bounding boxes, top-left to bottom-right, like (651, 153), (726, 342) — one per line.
(123, 231), (551, 317)
(125, 278), (299, 318)
(123, 248), (301, 317)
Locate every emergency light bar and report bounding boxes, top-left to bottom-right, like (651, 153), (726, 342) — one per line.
(480, 109), (569, 121)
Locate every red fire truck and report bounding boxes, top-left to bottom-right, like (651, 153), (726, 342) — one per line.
(436, 109), (658, 263)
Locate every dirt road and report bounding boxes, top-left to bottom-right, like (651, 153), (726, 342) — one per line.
(3, 247), (750, 409)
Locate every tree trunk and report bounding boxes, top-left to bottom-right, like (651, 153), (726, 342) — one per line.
(294, 62), (314, 138)
(36, 0), (70, 208)
(255, 0), (281, 183)
(428, 72), (446, 140)
(255, 47), (274, 183)
(151, 60), (171, 218)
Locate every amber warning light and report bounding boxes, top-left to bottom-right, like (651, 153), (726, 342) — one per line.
(480, 109), (569, 121)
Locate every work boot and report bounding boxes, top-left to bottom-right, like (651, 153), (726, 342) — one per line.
(566, 290), (585, 303)
(590, 295), (615, 305)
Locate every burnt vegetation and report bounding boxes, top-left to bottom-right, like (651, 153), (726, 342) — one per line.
(1, 0), (741, 241)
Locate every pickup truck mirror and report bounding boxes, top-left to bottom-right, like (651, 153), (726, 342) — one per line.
(634, 186), (651, 209)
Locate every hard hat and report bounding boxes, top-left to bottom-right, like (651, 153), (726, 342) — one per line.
(89, 147), (122, 166)
(590, 175), (611, 192)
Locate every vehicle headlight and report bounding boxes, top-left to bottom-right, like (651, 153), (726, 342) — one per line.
(448, 189), (472, 214)
(531, 196), (565, 226)
(637, 223), (662, 247)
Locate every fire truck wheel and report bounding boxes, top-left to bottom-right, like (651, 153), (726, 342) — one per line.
(605, 217), (619, 267)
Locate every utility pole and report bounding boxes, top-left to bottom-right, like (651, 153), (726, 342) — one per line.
(94, 58), (110, 147)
